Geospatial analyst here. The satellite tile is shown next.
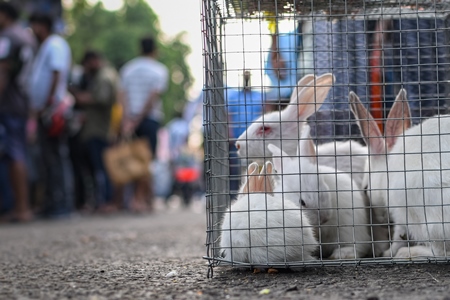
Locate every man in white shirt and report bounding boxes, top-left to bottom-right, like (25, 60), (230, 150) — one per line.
(28, 17), (71, 111)
(28, 13), (73, 218)
(121, 36), (169, 212)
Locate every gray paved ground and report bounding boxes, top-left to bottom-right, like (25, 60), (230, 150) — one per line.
(1, 202), (450, 300)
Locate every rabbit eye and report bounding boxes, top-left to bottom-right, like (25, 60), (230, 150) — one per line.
(363, 185), (368, 196)
(257, 126), (272, 136)
(300, 199), (306, 206)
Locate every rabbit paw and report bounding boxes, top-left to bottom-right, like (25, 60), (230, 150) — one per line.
(382, 248), (395, 258)
(329, 247), (357, 260)
(394, 246), (434, 259)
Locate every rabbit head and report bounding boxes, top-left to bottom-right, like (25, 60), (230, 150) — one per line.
(268, 133), (332, 227)
(349, 89), (412, 221)
(236, 73), (335, 159)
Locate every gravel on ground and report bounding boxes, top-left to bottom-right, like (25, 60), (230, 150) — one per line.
(1, 203), (450, 300)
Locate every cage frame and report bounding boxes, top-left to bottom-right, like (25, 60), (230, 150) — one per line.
(202, 0), (450, 278)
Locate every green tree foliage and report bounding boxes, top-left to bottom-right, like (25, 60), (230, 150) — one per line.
(65, 0), (193, 123)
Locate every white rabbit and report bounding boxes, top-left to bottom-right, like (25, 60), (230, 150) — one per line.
(235, 73), (368, 188)
(268, 128), (372, 259)
(220, 161), (318, 265)
(350, 89), (450, 258)
(315, 140), (368, 189)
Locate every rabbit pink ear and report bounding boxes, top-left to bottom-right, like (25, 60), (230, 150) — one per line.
(289, 74), (316, 104)
(264, 160), (273, 174)
(294, 73), (334, 121)
(248, 162), (260, 193)
(385, 89), (411, 150)
(285, 74), (316, 121)
(297, 74), (317, 89)
(349, 91), (386, 155)
(240, 162), (259, 193)
(258, 161), (275, 194)
(298, 125), (316, 163)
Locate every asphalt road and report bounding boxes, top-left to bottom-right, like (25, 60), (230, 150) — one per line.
(1, 201), (450, 300)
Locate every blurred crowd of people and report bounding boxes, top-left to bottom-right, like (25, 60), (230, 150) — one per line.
(0, 3), (201, 223)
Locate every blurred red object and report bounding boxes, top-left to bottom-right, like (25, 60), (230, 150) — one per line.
(42, 94), (74, 138)
(47, 110), (65, 137)
(175, 167), (200, 183)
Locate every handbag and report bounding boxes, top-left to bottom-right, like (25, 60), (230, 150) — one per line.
(103, 138), (152, 185)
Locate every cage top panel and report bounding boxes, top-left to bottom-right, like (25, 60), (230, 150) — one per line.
(223, 0), (450, 18)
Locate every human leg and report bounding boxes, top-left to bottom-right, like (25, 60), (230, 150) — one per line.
(9, 160), (31, 221)
(69, 133), (89, 210)
(0, 116), (32, 221)
(85, 138), (114, 211)
(135, 118), (160, 159)
(133, 118), (160, 212)
(39, 122), (74, 217)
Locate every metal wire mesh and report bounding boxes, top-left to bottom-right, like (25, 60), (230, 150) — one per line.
(225, 0), (450, 18)
(202, 0), (450, 275)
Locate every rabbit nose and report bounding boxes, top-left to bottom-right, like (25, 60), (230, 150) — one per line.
(236, 142), (240, 150)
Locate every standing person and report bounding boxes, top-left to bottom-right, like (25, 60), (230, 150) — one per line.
(72, 50), (119, 212)
(120, 36), (169, 212)
(0, 2), (35, 222)
(28, 13), (73, 218)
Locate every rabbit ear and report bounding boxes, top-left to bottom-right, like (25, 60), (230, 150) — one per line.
(289, 74), (316, 104)
(297, 73), (334, 121)
(285, 74), (316, 121)
(264, 160), (273, 174)
(268, 144), (289, 174)
(259, 161), (275, 194)
(298, 124), (317, 163)
(285, 73), (333, 121)
(349, 91), (386, 155)
(252, 163), (265, 193)
(385, 89), (412, 150)
(298, 73), (316, 86)
(240, 162), (259, 193)
(289, 74), (316, 105)
(248, 162), (260, 193)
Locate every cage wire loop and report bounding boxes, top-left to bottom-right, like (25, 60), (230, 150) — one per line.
(203, 0), (450, 276)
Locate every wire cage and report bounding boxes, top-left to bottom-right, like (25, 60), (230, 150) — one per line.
(202, 0), (450, 276)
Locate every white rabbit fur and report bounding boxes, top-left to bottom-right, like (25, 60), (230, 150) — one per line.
(220, 162), (318, 265)
(268, 128), (372, 259)
(236, 73), (368, 188)
(350, 89), (450, 258)
(314, 141), (368, 189)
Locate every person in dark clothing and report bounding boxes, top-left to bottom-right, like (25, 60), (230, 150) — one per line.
(0, 3), (36, 222)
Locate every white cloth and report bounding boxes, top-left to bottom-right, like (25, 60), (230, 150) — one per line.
(28, 34), (71, 111)
(120, 56), (169, 121)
